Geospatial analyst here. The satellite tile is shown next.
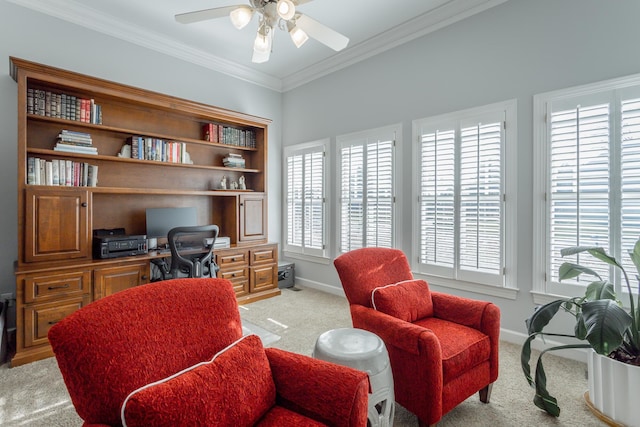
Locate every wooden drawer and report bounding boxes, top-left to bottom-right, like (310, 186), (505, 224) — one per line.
(24, 297), (90, 347)
(23, 269), (91, 303)
(219, 266), (249, 297)
(251, 264), (278, 292)
(250, 245), (276, 266)
(216, 249), (249, 268)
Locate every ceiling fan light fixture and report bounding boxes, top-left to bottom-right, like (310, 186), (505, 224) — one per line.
(276, 0), (296, 21)
(230, 6), (253, 29)
(253, 25), (272, 54)
(289, 25), (309, 48)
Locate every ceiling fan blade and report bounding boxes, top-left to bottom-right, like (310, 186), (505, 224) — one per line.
(295, 0), (314, 5)
(295, 14), (349, 51)
(175, 6), (241, 24)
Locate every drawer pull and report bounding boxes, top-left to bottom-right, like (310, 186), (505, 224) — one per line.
(48, 284), (71, 290)
(48, 320), (60, 325)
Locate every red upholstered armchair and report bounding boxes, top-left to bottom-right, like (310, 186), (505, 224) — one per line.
(334, 248), (500, 427)
(48, 278), (369, 427)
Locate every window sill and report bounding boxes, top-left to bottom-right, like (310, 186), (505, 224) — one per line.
(412, 272), (519, 300)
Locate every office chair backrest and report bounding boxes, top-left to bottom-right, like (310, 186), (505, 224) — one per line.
(168, 224), (219, 278)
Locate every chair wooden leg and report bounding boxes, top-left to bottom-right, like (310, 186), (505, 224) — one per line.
(479, 383), (493, 403)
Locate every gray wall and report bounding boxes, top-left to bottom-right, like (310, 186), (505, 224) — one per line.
(0, 1), (282, 328)
(281, 0), (640, 345)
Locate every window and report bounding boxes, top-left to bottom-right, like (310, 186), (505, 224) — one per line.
(533, 75), (640, 299)
(283, 140), (328, 258)
(337, 124), (399, 252)
(413, 100), (517, 290)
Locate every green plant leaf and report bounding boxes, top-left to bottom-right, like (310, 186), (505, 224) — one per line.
(584, 280), (616, 302)
(575, 315), (587, 340)
(558, 262), (602, 281)
(587, 247), (623, 269)
(630, 240), (640, 279)
(534, 356), (560, 416)
(526, 300), (566, 335)
(520, 334), (536, 386)
(582, 300), (633, 355)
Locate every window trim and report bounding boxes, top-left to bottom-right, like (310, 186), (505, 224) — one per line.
(411, 99), (518, 297)
(335, 123), (401, 253)
(532, 73), (640, 304)
(283, 138), (329, 260)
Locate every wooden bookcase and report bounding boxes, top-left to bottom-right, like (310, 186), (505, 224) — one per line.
(10, 57), (280, 367)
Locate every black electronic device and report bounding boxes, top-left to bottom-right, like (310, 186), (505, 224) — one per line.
(93, 234), (148, 259)
(145, 207), (198, 239)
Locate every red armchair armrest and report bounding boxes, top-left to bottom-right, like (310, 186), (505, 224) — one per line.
(350, 304), (442, 356)
(265, 348), (370, 427)
(431, 291), (501, 380)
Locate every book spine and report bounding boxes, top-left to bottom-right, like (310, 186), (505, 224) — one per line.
(27, 88), (34, 115)
(27, 157), (35, 184)
(52, 159), (59, 185)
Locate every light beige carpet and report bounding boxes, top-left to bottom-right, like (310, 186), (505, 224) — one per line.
(0, 286), (604, 426)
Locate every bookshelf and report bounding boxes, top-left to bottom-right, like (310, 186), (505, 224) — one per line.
(10, 57), (279, 366)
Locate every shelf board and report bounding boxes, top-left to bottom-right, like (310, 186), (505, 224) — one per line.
(25, 184), (256, 196)
(27, 114), (258, 151)
(27, 148), (260, 173)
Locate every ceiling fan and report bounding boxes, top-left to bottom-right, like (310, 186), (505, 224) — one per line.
(175, 0), (350, 63)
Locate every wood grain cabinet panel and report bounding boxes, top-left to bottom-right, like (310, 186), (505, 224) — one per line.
(24, 188), (90, 262)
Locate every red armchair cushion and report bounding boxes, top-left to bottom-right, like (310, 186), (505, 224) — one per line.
(372, 279), (433, 322)
(415, 317), (491, 381)
(122, 334), (276, 427)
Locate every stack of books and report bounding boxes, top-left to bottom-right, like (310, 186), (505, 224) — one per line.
(54, 130), (97, 155)
(223, 153), (245, 168)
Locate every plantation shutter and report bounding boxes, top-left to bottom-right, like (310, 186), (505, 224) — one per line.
(458, 120), (503, 278)
(285, 143), (326, 257)
(548, 101), (611, 284)
(620, 96), (640, 291)
(416, 111), (505, 285)
(418, 127), (456, 272)
(339, 127), (396, 252)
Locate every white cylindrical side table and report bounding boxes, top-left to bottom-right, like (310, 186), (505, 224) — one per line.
(313, 328), (395, 427)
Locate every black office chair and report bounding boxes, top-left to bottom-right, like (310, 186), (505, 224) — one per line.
(167, 225), (220, 279)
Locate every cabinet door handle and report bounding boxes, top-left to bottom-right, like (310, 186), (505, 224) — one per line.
(81, 202), (88, 207)
(48, 320), (60, 325)
(48, 284), (70, 290)
(141, 275), (148, 280)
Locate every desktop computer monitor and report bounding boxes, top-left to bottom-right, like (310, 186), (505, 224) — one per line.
(145, 207), (198, 240)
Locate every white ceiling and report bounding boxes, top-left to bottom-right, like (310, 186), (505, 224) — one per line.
(8, 0), (508, 91)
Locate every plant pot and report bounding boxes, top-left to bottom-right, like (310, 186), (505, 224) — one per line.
(586, 349), (640, 427)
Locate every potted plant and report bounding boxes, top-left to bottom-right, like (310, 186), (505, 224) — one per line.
(521, 240), (640, 420)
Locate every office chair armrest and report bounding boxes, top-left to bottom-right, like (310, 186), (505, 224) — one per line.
(265, 348), (370, 427)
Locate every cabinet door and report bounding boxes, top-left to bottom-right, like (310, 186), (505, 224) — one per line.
(239, 193), (266, 242)
(25, 188), (90, 262)
(24, 297), (90, 347)
(93, 262), (149, 300)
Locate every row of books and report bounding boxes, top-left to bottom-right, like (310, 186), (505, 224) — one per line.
(27, 88), (103, 124)
(54, 130), (98, 155)
(127, 136), (190, 163)
(27, 157), (98, 187)
(202, 123), (256, 148)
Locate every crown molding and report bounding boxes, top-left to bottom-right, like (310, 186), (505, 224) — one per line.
(8, 0), (508, 93)
(281, 0), (510, 91)
(6, 0), (283, 91)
